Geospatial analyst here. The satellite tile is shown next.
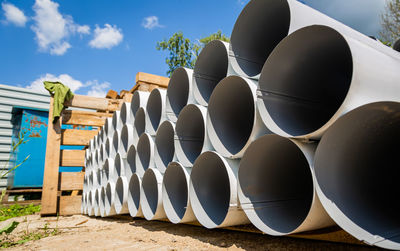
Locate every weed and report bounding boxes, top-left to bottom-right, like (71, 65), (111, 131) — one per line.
(0, 204), (41, 222)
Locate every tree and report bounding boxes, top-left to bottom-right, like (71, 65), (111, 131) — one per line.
(156, 30), (230, 77)
(380, 0), (400, 45)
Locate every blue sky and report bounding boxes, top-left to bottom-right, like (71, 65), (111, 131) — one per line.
(0, 0), (386, 97)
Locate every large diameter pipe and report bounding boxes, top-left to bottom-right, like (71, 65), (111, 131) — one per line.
(207, 76), (271, 159)
(238, 134), (333, 236)
(193, 40), (230, 106)
(100, 186), (106, 217)
(125, 145), (136, 181)
(81, 192), (87, 215)
(162, 162), (196, 224)
(135, 133), (155, 177)
(99, 144), (108, 167)
(140, 168), (167, 220)
(97, 129), (103, 147)
(154, 120), (177, 173)
(87, 190), (94, 216)
(145, 88), (167, 136)
(257, 25), (400, 140)
(94, 188), (100, 217)
(189, 151), (249, 228)
(120, 124), (134, 158)
(103, 117), (113, 142)
(102, 158), (115, 186)
(314, 102), (400, 250)
(131, 91), (150, 120)
(120, 102), (133, 125)
(175, 104), (213, 165)
(128, 173), (144, 217)
(112, 110), (123, 132)
(105, 181), (117, 216)
(114, 176), (129, 214)
(111, 129), (121, 159)
(166, 67), (194, 122)
(114, 153), (126, 181)
(133, 107), (146, 146)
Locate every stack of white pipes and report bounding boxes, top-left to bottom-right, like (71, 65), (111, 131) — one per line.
(81, 0), (400, 249)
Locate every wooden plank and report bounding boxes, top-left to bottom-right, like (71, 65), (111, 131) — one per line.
(59, 196), (82, 215)
(61, 129), (98, 146)
(59, 172), (84, 191)
(41, 96), (62, 216)
(62, 110), (112, 126)
(2, 200), (41, 206)
(60, 150), (85, 166)
(123, 93), (133, 102)
(6, 189), (42, 193)
(64, 94), (122, 111)
(135, 72), (169, 88)
(106, 90), (119, 99)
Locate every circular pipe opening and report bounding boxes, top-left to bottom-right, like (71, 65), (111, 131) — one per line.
(104, 118), (113, 138)
(230, 0), (290, 77)
(114, 153), (124, 179)
(238, 134), (313, 234)
(114, 177), (126, 213)
(314, 102), (400, 248)
(208, 76), (255, 155)
(94, 189), (100, 215)
(136, 133), (154, 176)
(176, 105), (205, 164)
(87, 191), (93, 215)
(167, 68), (191, 119)
(100, 187), (106, 216)
(141, 169), (159, 217)
(190, 152), (230, 227)
(128, 174), (141, 216)
(105, 182), (114, 215)
(259, 25), (353, 137)
(134, 108), (146, 138)
(126, 145), (136, 178)
(155, 121), (175, 170)
(112, 130), (120, 157)
(120, 102), (131, 124)
(103, 158), (114, 185)
(112, 111), (121, 132)
(121, 124), (134, 156)
(193, 40), (228, 105)
(131, 91), (150, 119)
(146, 89), (165, 133)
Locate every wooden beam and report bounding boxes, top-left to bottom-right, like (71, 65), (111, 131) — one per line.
(64, 94), (123, 111)
(59, 196), (82, 215)
(106, 90), (118, 99)
(123, 93), (133, 102)
(59, 172), (84, 191)
(135, 72), (169, 88)
(60, 150), (85, 166)
(61, 129), (98, 146)
(41, 96), (62, 216)
(62, 110), (112, 126)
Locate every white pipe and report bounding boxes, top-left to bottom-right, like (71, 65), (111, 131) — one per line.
(140, 168), (167, 220)
(102, 158), (115, 186)
(94, 188), (100, 217)
(89, 170), (99, 191)
(112, 110), (123, 132)
(93, 135), (98, 151)
(162, 162), (196, 224)
(100, 186), (106, 217)
(166, 67), (194, 122)
(133, 107), (146, 146)
(81, 192), (86, 215)
(103, 117), (113, 142)
(238, 134), (334, 236)
(87, 190), (94, 216)
(175, 104), (213, 165)
(97, 129), (103, 147)
(131, 91), (150, 120)
(154, 120), (177, 173)
(314, 102), (400, 250)
(207, 76), (271, 159)
(120, 124), (134, 158)
(100, 144), (108, 166)
(145, 88), (167, 136)
(257, 24), (400, 140)
(193, 40), (230, 106)
(135, 133), (155, 177)
(114, 176), (129, 214)
(125, 145), (136, 181)
(105, 181), (117, 216)
(105, 137), (114, 161)
(111, 129), (121, 159)
(189, 151), (249, 228)
(89, 139), (95, 153)
(128, 173), (144, 217)
(95, 168), (102, 190)
(114, 153), (126, 181)
(120, 102), (133, 125)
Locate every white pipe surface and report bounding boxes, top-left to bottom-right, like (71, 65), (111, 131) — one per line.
(166, 67), (194, 122)
(111, 129), (121, 159)
(81, 192), (87, 215)
(189, 151), (249, 228)
(140, 168), (167, 220)
(114, 153), (126, 181)
(114, 176), (129, 214)
(154, 120), (177, 173)
(133, 107), (146, 146)
(120, 102), (133, 125)
(112, 110), (123, 132)
(145, 88), (167, 136)
(105, 181), (117, 216)
(87, 190), (94, 216)
(128, 173), (144, 217)
(100, 186), (106, 217)
(131, 91), (150, 120)
(135, 133), (155, 177)
(162, 162), (196, 224)
(102, 158), (115, 186)
(120, 124), (135, 158)
(125, 145), (136, 181)
(94, 188), (100, 216)
(103, 117), (113, 142)
(314, 102), (400, 250)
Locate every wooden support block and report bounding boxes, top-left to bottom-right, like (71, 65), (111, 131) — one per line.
(106, 90), (119, 99)
(119, 90), (129, 98)
(62, 110), (112, 126)
(59, 195), (82, 216)
(41, 96), (62, 216)
(61, 129), (98, 145)
(135, 72), (169, 88)
(123, 93), (133, 102)
(64, 94), (122, 111)
(59, 172), (84, 191)
(60, 150), (85, 166)
(137, 83), (150, 92)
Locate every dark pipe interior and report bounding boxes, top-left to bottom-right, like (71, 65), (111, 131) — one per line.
(239, 135), (313, 233)
(147, 90), (162, 131)
(105, 184), (112, 211)
(176, 105), (205, 163)
(259, 25), (353, 136)
(137, 135), (151, 171)
(142, 170), (158, 214)
(230, 0), (290, 77)
(167, 68), (190, 117)
(164, 163), (188, 219)
(128, 175), (141, 211)
(314, 102), (400, 243)
(191, 152), (230, 225)
(112, 111), (119, 130)
(115, 154), (122, 177)
(155, 121), (175, 166)
(194, 40), (228, 104)
(134, 108), (146, 137)
(121, 103), (128, 124)
(126, 145), (136, 175)
(131, 92), (142, 117)
(208, 76), (254, 155)
(112, 131), (119, 154)
(115, 178), (124, 209)
(121, 125), (130, 153)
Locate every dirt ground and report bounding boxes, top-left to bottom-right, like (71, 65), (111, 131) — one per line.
(0, 214), (380, 251)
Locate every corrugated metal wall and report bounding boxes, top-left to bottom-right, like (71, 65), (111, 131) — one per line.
(0, 84), (50, 189)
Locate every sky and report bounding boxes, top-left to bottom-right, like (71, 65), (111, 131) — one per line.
(0, 0), (387, 97)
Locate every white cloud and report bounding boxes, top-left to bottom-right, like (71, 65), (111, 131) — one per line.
(31, 0), (90, 55)
(142, 16), (164, 30)
(89, 24), (123, 49)
(86, 81), (110, 97)
(2, 2), (28, 27)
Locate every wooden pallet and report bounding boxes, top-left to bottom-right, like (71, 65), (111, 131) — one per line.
(1, 188), (42, 206)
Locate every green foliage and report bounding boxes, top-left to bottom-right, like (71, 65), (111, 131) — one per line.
(0, 221), (19, 234)
(1, 131), (30, 180)
(380, 0), (400, 44)
(0, 204), (41, 222)
(198, 30), (230, 46)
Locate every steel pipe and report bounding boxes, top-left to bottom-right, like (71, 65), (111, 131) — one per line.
(162, 162), (196, 224)
(140, 168), (167, 220)
(131, 91), (150, 120)
(99, 144), (108, 166)
(166, 67), (194, 122)
(87, 190), (94, 216)
(103, 117), (113, 142)
(97, 129), (103, 147)
(133, 107), (146, 146)
(100, 186), (106, 217)
(145, 88), (167, 136)
(207, 76), (271, 158)
(193, 40), (230, 106)
(114, 176), (129, 214)
(175, 104), (213, 165)
(314, 102), (400, 250)
(189, 151), (249, 228)
(111, 129), (121, 159)
(114, 153), (126, 181)
(135, 133), (155, 177)
(112, 110), (123, 132)
(128, 173), (144, 217)
(120, 124), (134, 158)
(81, 192), (87, 215)
(94, 188), (100, 216)
(154, 120), (177, 173)
(238, 134), (333, 236)
(125, 145), (136, 181)
(258, 25), (400, 140)
(102, 158), (115, 186)
(105, 181), (117, 216)
(120, 102), (133, 125)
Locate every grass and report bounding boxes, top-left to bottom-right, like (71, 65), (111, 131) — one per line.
(0, 204), (41, 222)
